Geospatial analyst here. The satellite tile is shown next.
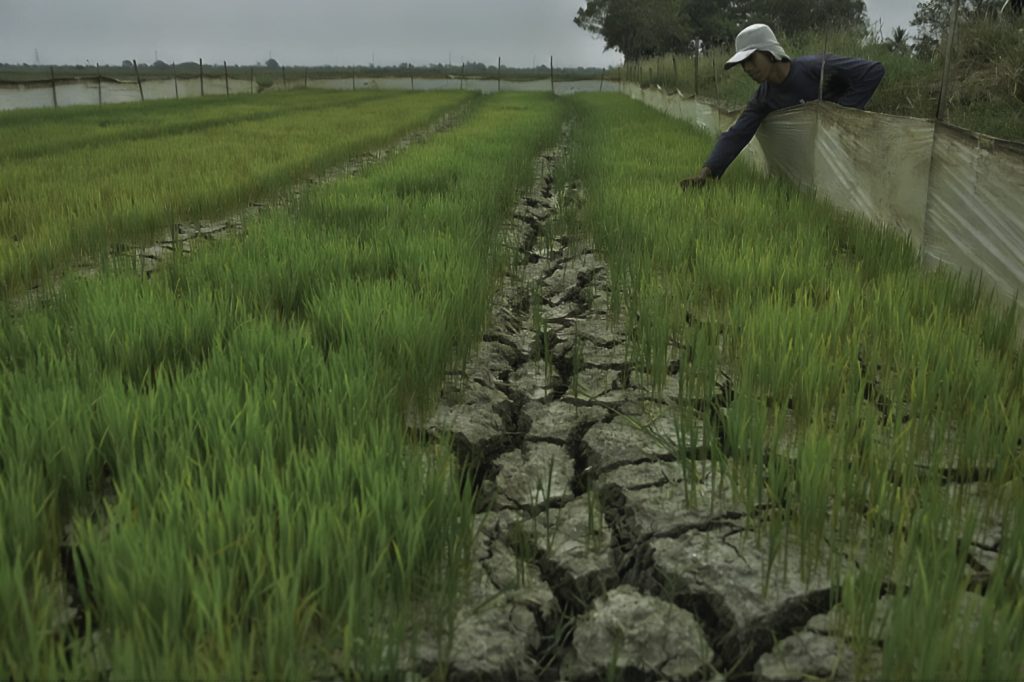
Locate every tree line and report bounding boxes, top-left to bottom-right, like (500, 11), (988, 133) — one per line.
(575, 0), (1023, 61)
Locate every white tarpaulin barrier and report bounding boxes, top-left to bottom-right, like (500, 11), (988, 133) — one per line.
(624, 83), (1024, 313)
(925, 128), (1024, 304)
(0, 77), (622, 111)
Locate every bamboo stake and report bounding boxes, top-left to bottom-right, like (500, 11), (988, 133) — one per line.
(694, 44), (700, 98)
(712, 52), (722, 132)
(937, 0), (962, 122)
(133, 59), (144, 102)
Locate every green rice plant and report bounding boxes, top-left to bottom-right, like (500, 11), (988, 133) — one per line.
(0, 90), (394, 162)
(0, 90), (473, 296)
(563, 92), (1024, 677)
(0, 92), (568, 678)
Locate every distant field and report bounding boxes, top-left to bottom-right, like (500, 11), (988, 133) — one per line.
(0, 62), (620, 87)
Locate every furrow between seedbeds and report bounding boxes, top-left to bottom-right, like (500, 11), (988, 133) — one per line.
(0, 90), (473, 297)
(408, 124), (837, 680)
(0, 92), (568, 679)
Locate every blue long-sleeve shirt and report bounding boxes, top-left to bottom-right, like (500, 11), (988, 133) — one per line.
(704, 54), (885, 177)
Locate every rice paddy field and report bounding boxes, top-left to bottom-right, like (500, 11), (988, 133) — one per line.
(1, 88), (1022, 680)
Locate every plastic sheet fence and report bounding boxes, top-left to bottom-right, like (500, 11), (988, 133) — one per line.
(0, 77), (621, 111)
(625, 83), (1024, 312)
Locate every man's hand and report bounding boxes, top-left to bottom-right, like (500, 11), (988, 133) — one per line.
(680, 167), (713, 190)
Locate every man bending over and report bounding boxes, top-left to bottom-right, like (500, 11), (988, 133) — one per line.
(680, 23), (885, 188)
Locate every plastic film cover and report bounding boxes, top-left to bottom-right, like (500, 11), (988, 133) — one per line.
(925, 126), (1024, 303)
(813, 103), (934, 244)
(755, 106), (819, 190)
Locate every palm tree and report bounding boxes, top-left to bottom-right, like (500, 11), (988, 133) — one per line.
(884, 26), (912, 54)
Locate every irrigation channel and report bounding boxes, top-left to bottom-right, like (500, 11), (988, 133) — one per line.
(397, 134), (1007, 681)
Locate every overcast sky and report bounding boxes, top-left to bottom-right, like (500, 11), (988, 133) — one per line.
(0, 0), (921, 68)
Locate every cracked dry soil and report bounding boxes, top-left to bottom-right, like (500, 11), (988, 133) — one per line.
(409, 139), (1006, 682)
(32, 112), (1005, 681)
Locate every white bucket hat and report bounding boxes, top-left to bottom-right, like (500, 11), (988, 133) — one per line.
(724, 24), (790, 70)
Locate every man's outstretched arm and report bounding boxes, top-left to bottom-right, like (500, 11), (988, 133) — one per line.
(681, 98), (769, 188)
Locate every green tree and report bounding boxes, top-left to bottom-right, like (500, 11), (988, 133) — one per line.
(575, 0), (868, 58)
(575, 0), (691, 60)
(912, 0), (1005, 42)
(884, 26), (912, 54)
(738, 0), (868, 33)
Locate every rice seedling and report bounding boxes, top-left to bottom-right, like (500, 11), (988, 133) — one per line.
(562, 92), (1024, 678)
(0, 90), (472, 296)
(0, 90), (393, 162)
(0, 92), (567, 678)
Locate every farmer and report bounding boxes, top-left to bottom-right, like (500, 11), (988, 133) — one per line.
(680, 23), (885, 188)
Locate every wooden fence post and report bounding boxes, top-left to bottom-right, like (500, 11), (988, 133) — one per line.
(694, 45), (700, 97)
(498, 56), (502, 92)
(937, 0), (962, 121)
(352, 70), (356, 91)
(599, 68), (605, 92)
(133, 60), (144, 102)
(250, 66), (254, 94)
(223, 61), (230, 95)
(172, 62), (179, 99)
(461, 62), (465, 90)
(304, 67), (309, 88)
(200, 58), (205, 96)
(50, 66), (58, 108)
(282, 65), (286, 88)
(97, 64), (102, 105)
(550, 56), (555, 93)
